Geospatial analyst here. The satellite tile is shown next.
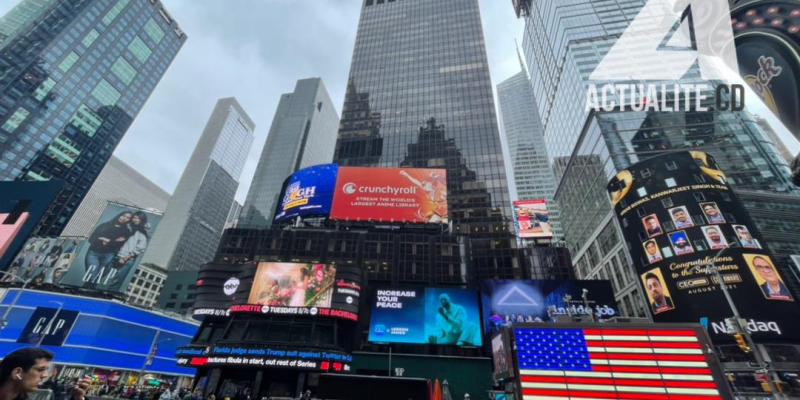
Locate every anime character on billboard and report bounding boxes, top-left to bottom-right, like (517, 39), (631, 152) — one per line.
(642, 268), (675, 314)
(701, 226), (729, 250)
(701, 202), (726, 224)
(642, 214), (663, 237)
(734, 225), (760, 249)
(669, 206), (695, 229)
(608, 170), (633, 207)
(669, 231), (694, 255)
(399, 169), (448, 223)
(643, 239), (663, 264)
(745, 254), (793, 301)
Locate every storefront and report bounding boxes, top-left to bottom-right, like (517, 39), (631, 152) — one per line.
(0, 289), (199, 389)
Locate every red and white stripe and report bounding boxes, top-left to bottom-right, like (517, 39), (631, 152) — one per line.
(520, 329), (723, 400)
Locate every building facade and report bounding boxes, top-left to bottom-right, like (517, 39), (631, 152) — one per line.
(61, 155), (170, 237)
(496, 67), (561, 240)
(0, 0), (186, 236)
(123, 262), (168, 309)
(156, 270), (199, 315)
(333, 0), (516, 279)
(224, 200), (241, 230)
(754, 116), (796, 165)
(141, 98), (254, 271)
(239, 78), (339, 228)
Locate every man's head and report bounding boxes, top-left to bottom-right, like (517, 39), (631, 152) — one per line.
(645, 241), (658, 256)
(645, 273), (665, 303)
(0, 347), (54, 391)
(645, 217), (658, 230)
(753, 256), (779, 285)
(439, 293), (451, 310)
(671, 208), (688, 222)
(703, 204), (719, 217)
(673, 235), (689, 249)
(737, 226), (752, 241)
(706, 227), (721, 242)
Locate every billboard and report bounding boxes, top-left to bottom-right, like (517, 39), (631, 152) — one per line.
(480, 280), (619, 333)
(330, 167), (448, 223)
(6, 237), (84, 286)
(491, 330), (514, 380)
(273, 164), (338, 223)
(176, 344), (353, 373)
(16, 306), (79, 346)
(510, 324), (734, 400)
(368, 287), (482, 346)
(513, 199), (552, 238)
(58, 202), (163, 294)
(0, 181), (64, 270)
(607, 151), (800, 342)
(192, 262), (253, 319)
(230, 262), (361, 321)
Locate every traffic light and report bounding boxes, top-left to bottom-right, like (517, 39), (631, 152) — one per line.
(734, 333), (751, 352)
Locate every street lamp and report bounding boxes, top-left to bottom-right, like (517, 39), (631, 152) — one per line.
(0, 270), (29, 330)
(703, 245), (782, 399)
(35, 300), (64, 347)
(137, 330), (171, 388)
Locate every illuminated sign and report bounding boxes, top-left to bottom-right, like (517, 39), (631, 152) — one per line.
(175, 345), (352, 372)
(274, 164), (338, 223)
(512, 199), (553, 238)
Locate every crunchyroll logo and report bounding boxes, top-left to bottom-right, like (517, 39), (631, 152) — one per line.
(343, 183), (357, 194)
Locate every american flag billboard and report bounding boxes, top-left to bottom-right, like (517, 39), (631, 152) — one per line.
(511, 324), (733, 400)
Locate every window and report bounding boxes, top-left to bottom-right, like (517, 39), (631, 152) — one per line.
(176, 284), (183, 290)
(69, 105), (103, 137)
(170, 293), (177, 299)
(693, 192), (706, 202)
(144, 18), (165, 43)
(111, 57), (137, 85)
(636, 207), (647, 218)
(58, 52), (80, 72)
(666, 161), (678, 171)
(82, 29), (100, 47)
(661, 198), (674, 208)
(92, 79), (121, 106)
(665, 178), (677, 188)
(45, 135), (81, 167)
(102, 0), (131, 25)
(128, 36), (152, 63)
(33, 78), (56, 102)
(640, 168), (651, 178)
(2, 107), (30, 133)
(166, 302), (175, 308)
(637, 187), (647, 197)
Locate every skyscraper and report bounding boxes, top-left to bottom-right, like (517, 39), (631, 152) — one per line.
(754, 116), (795, 165)
(515, 0), (797, 317)
(497, 62), (561, 240)
(61, 155), (170, 237)
(239, 78), (338, 227)
(141, 98), (254, 271)
(335, 0), (516, 279)
(0, 0), (186, 236)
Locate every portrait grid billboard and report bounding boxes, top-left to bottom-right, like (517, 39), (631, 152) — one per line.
(607, 151), (800, 342)
(59, 202), (163, 294)
(330, 167), (448, 224)
(229, 262), (361, 321)
(513, 199), (553, 238)
(6, 236), (84, 286)
(273, 164), (339, 224)
(368, 287), (482, 346)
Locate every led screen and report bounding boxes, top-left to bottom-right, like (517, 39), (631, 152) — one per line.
(273, 164), (338, 223)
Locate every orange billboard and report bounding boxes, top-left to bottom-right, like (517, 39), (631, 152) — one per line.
(330, 167), (448, 223)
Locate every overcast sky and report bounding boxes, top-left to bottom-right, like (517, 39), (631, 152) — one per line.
(1, 1), (797, 203)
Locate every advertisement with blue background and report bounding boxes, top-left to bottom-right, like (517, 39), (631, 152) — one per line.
(480, 280), (619, 333)
(274, 164), (338, 223)
(0, 289), (198, 376)
(369, 287), (482, 346)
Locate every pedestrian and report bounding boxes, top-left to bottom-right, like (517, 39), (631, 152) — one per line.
(138, 388), (147, 400)
(0, 347), (90, 400)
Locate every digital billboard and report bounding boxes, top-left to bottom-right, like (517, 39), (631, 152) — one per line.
(230, 262), (361, 321)
(192, 262), (253, 319)
(512, 199), (552, 238)
(6, 237), (84, 286)
(0, 181), (64, 270)
(491, 330), (514, 380)
(368, 287), (482, 346)
(330, 167), (448, 223)
(510, 324), (734, 400)
(175, 344), (353, 373)
(273, 164), (338, 223)
(480, 280), (618, 333)
(607, 151), (800, 342)
(58, 202), (163, 294)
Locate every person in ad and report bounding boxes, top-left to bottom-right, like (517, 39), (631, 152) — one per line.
(642, 215), (662, 237)
(734, 225), (760, 248)
(107, 211), (150, 292)
(399, 170), (448, 223)
(669, 231), (694, 255)
(702, 226), (728, 250)
(643, 240), (663, 264)
(428, 293), (479, 346)
(748, 255), (793, 301)
(670, 206), (694, 229)
(83, 211), (132, 288)
(643, 271), (674, 314)
(701, 202), (726, 224)
(0, 347), (90, 400)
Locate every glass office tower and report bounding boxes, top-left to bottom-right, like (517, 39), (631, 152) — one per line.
(0, 0), (186, 236)
(334, 0), (516, 279)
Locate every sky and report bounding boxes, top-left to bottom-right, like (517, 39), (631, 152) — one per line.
(1, 1), (797, 204)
